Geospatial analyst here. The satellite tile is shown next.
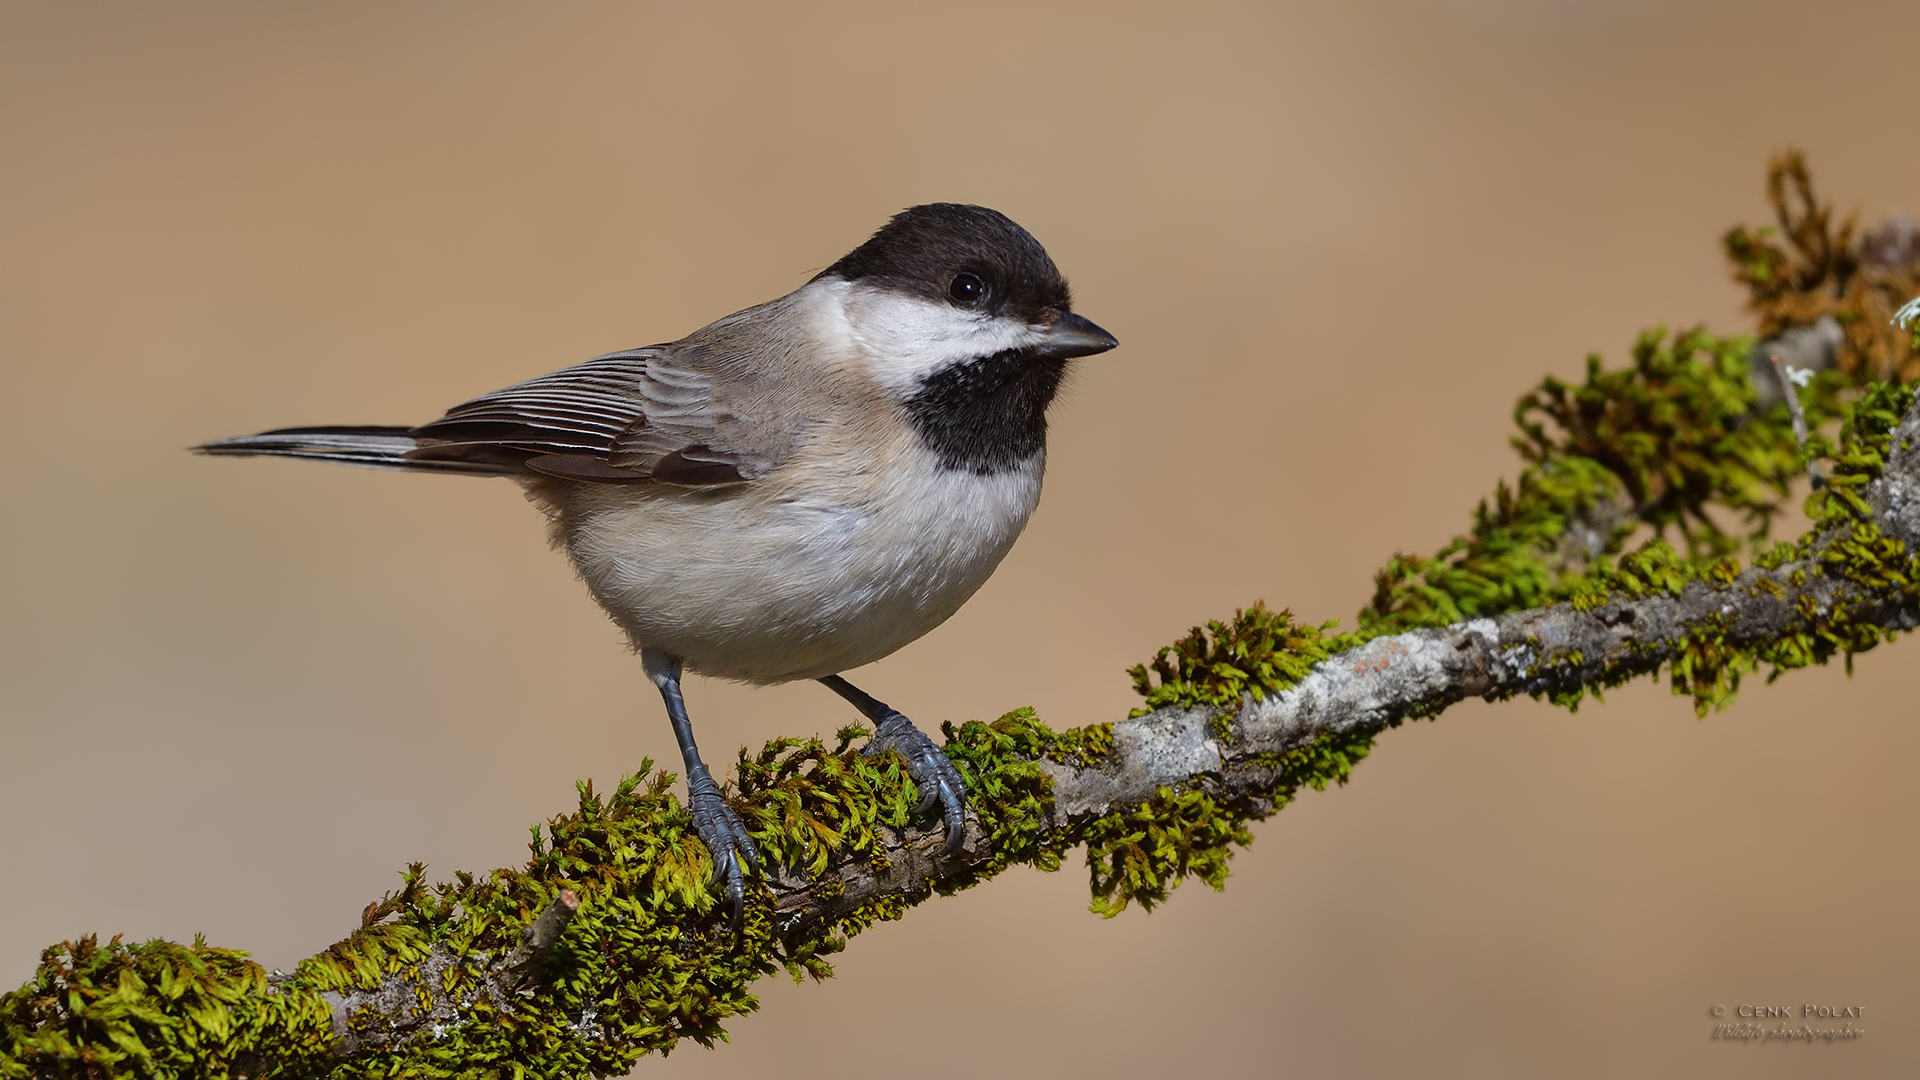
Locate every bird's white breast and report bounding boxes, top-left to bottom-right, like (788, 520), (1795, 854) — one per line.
(544, 438), (1043, 684)
(529, 278), (1054, 684)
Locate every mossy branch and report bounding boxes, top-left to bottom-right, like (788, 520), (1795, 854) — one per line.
(8, 154), (1920, 1080)
(11, 383), (1918, 1079)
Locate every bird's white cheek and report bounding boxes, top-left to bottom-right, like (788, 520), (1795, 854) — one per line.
(834, 288), (1039, 393)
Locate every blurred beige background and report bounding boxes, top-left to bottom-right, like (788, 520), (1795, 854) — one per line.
(3, 1), (1916, 1076)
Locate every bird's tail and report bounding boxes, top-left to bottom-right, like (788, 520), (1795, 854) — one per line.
(193, 426), (516, 475)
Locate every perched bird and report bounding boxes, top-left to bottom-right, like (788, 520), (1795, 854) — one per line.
(198, 204), (1117, 926)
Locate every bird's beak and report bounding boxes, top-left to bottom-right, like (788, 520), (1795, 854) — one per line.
(1032, 312), (1118, 360)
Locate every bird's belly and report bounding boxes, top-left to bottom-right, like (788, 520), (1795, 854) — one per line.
(554, 458), (1044, 683)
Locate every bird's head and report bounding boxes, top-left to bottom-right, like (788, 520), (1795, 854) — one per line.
(815, 203), (1117, 472)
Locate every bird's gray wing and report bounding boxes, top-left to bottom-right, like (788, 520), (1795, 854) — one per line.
(409, 348), (753, 486)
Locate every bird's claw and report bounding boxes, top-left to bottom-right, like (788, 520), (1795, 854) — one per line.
(864, 714), (968, 857)
(686, 765), (760, 936)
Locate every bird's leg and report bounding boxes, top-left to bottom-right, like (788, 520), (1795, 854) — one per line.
(642, 647), (760, 934)
(819, 674), (967, 857)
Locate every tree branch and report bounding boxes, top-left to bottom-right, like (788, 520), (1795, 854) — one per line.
(9, 402), (1916, 1080)
(9, 392), (1917, 1079)
(293, 388), (1920, 1073)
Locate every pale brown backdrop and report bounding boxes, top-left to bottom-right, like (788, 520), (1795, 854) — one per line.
(2, 2), (1916, 1076)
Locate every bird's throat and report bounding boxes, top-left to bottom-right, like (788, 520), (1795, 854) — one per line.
(902, 352), (1066, 475)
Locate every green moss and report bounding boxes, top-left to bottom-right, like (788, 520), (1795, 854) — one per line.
(1364, 453), (1630, 633)
(1568, 539), (1693, 611)
(1128, 602), (1362, 724)
(0, 935), (337, 1079)
(1081, 725), (1376, 918)
(935, 710), (1073, 880)
(1808, 380), (1917, 527)
(1353, 328), (1916, 718)
(1514, 327), (1832, 558)
(1083, 786), (1250, 917)
(1368, 326), (1853, 642)
(1039, 721), (1116, 769)
(1669, 381), (1917, 705)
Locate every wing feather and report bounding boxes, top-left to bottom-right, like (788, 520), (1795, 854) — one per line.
(408, 348), (746, 485)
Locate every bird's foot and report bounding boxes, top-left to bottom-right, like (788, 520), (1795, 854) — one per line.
(686, 764), (761, 935)
(864, 713), (968, 857)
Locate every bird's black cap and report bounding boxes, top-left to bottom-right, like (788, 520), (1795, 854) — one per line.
(816, 204), (1073, 321)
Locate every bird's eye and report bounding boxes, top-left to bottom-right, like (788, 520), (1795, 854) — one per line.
(947, 272), (985, 305)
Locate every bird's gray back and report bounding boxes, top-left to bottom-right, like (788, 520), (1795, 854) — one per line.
(411, 288), (859, 485)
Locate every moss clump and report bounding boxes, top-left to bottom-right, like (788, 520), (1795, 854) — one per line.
(1083, 786), (1251, 917)
(732, 728), (917, 879)
(1807, 378), (1918, 525)
(1368, 325), (1847, 639)
(1079, 724), (1377, 918)
(1514, 327), (1845, 557)
(1433, 378), (1913, 721)
(1567, 540), (1694, 611)
(1128, 602), (1361, 720)
(935, 709), (1076, 880)
(1038, 720), (1116, 769)
(0, 935), (337, 1079)
(1363, 453), (1631, 633)
(337, 770), (777, 1074)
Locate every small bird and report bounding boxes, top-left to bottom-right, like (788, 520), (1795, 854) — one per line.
(198, 204), (1117, 926)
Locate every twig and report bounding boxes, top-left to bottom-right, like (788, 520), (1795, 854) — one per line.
(501, 888), (581, 984)
(1770, 352), (1827, 489)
